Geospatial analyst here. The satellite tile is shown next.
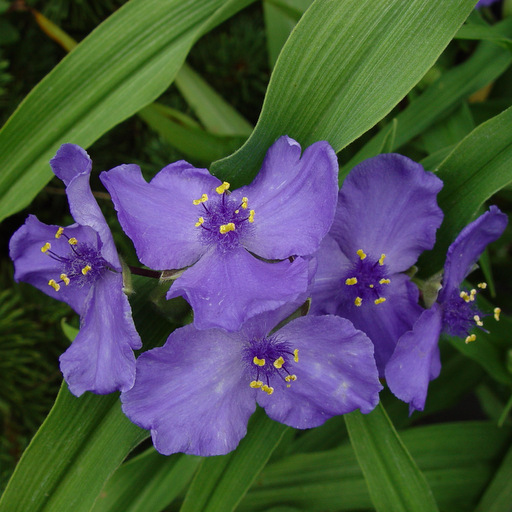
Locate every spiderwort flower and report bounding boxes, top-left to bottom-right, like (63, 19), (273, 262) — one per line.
(475, 0), (499, 7)
(101, 136), (338, 332)
(309, 154), (444, 373)
(121, 306), (382, 456)
(386, 206), (508, 413)
(9, 144), (141, 396)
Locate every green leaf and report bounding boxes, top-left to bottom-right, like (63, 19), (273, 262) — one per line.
(345, 403), (439, 512)
(0, 0), (255, 223)
(456, 22), (512, 48)
(180, 408), (288, 512)
(211, 0), (476, 186)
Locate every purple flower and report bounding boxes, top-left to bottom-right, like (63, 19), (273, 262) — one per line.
(475, 0), (499, 7)
(309, 154), (444, 373)
(386, 206), (508, 413)
(9, 144), (141, 396)
(100, 136), (338, 332)
(121, 306), (382, 456)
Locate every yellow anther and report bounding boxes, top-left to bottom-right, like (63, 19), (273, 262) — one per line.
(357, 249), (367, 260)
(494, 307), (501, 322)
(195, 217), (204, 227)
(261, 385), (274, 395)
(369, 284), (374, 288)
(60, 273), (70, 286)
(354, 297), (363, 307)
(345, 277), (358, 285)
(460, 291), (471, 303)
(379, 253), (386, 266)
(470, 289), (477, 302)
(81, 265), (92, 275)
(379, 278), (391, 285)
(241, 197), (249, 209)
(248, 210), (255, 223)
(55, 227), (64, 239)
(48, 279), (60, 291)
(293, 349), (299, 363)
(478, 282), (487, 289)
(465, 334), (477, 344)
(374, 297), (386, 305)
(253, 356), (265, 367)
(192, 193), (208, 205)
(235, 209), (240, 214)
(215, 181), (230, 194)
(68, 237), (78, 245)
(473, 315), (483, 327)
(285, 375), (297, 382)
(273, 357), (285, 369)
(250, 380), (263, 389)
(41, 242), (51, 253)
(219, 223), (236, 234)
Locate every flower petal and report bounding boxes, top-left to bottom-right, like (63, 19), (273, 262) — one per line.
(257, 316), (381, 428)
(59, 271), (141, 396)
(331, 154), (443, 273)
(385, 304), (443, 414)
(439, 206), (508, 302)
(101, 161), (221, 270)
(234, 136), (338, 259)
(121, 324), (255, 456)
(167, 247), (310, 331)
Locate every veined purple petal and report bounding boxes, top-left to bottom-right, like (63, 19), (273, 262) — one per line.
(101, 162), (221, 270)
(439, 206), (508, 302)
(167, 247), (310, 331)
(121, 325), (255, 456)
(385, 304), (443, 414)
(50, 143), (91, 186)
(331, 154), (443, 273)
(60, 271), (141, 396)
(235, 136), (338, 260)
(257, 315), (381, 428)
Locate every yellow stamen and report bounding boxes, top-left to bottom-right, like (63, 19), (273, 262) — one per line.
(460, 291), (471, 303)
(494, 307), (501, 321)
(285, 374), (297, 382)
(192, 193), (208, 205)
(248, 210), (255, 223)
(253, 356), (265, 367)
(215, 181), (230, 194)
(273, 357), (285, 369)
(345, 277), (358, 285)
(82, 265), (92, 275)
(369, 284), (374, 288)
(250, 380), (263, 389)
(478, 282), (487, 289)
(219, 223), (236, 234)
(469, 289), (477, 302)
(293, 349), (299, 363)
(261, 385), (274, 395)
(374, 297), (386, 305)
(48, 279), (60, 291)
(55, 227), (64, 239)
(354, 297), (362, 307)
(68, 237), (78, 245)
(60, 273), (70, 286)
(41, 242), (51, 253)
(357, 249), (367, 260)
(473, 315), (483, 327)
(241, 197), (248, 209)
(379, 253), (386, 265)
(379, 278), (391, 285)
(235, 209), (239, 214)
(465, 334), (476, 344)
(195, 217), (204, 227)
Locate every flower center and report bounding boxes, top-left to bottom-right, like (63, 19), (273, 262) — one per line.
(40, 227), (109, 291)
(342, 249), (390, 307)
(192, 182), (255, 251)
(243, 335), (299, 396)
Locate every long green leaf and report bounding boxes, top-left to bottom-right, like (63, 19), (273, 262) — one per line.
(211, 0), (476, 185)
(345, 403), (439, 512)
(0, 0), (255, 223)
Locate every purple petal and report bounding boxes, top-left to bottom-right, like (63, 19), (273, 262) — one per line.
(439, 206), (508, 302)
(234, 136), (338, 259)
(337, 273), (423, 375)
(476, 0), (499, 7)
(121, 324), (255, 456)
(51, 144), (119, 266)
(101, 162), (221, 270)
(60, 271), (141, 396)
(167, 247), (310, 331)
(9, 215), (98, 314)
(331, 154), (443, 273)
(385, 304), (443, 414)
(257, 315), (381, 428)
